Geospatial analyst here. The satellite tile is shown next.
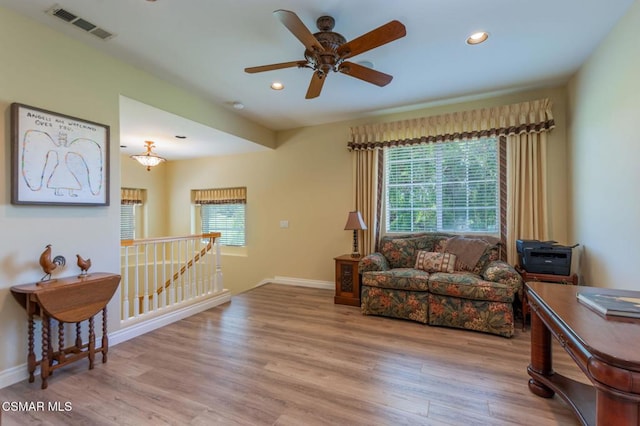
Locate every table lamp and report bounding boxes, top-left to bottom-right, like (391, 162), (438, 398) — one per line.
(344, 211), (367, 258)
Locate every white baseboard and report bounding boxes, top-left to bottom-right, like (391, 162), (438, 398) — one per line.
(110, 290), (231, 346)
(256, 276), (333, 290)
(0, 364), (31, 390)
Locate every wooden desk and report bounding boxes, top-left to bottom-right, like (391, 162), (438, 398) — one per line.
(11, 273), (120, 389)
(526, 282), (640, 426)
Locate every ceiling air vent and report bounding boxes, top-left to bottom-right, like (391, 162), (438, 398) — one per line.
(46, 4), (115, 40)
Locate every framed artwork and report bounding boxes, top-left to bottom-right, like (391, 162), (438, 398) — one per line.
(11, 103), (110, 206)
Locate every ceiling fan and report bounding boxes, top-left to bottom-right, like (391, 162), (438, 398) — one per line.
(245, 10), (406, 99)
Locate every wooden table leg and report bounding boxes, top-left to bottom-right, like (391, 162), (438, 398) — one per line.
(75, 322), (82, 349)
(57, 320), (66, 363)
(101, 307), (109, 363)
(41, 314), (50, 389)
(88, 316), (95, 370)
(27, 311), (36, 383)
(527, 307), (555, 398)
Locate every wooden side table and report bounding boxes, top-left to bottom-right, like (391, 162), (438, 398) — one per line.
(518, 267), (577, 330)
(334, 255), (361, 306)
(11, 273), (121, 389)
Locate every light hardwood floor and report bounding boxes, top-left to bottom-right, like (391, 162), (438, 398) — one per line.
(0, 284), (583, 425)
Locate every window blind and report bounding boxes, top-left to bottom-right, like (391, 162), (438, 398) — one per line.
(194, 187), (247, 246)
(120, 188), (143, 240)
(120, 204), (135, 240)
(385, 138), (499, 233)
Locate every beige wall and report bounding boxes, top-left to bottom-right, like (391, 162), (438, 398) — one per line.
(120, 153), (168, 238)
(164, 86), (570, 295)
(567, 0), (640, 288)
(0, 6), (274, 379)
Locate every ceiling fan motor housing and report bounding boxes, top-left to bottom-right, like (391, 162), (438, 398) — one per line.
(304, 16), (346, 74)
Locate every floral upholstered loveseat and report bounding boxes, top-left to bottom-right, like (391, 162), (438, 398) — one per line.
(359, 233), (523, 337)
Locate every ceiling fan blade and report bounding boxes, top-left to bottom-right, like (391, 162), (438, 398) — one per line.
(339, 62), (393, 86)
(245, 60), (308, 74)
(337, 20), (406, 59)
(273, 9), (325, 53)
(305, 72), (326, 99)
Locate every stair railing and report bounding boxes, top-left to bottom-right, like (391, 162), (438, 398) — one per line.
(120, 233), (222, 321)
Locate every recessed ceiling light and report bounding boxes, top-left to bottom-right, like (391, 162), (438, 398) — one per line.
(175, 135), (187, 139)
(466, 31), (489, 45)
(232, 101), (245, 110)
(271, 82), (284, 90)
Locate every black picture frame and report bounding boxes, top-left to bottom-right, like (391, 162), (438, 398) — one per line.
(11, 103), (110, 206)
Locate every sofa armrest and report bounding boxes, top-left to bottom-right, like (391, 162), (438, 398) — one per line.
(482, 260), (524, 300)
(358, 253), (390, 273)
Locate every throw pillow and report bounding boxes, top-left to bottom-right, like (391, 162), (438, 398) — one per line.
(414, 251), (457, 273)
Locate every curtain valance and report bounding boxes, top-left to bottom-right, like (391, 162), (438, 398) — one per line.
(121, 188), (143, 205)
(348, 98), (554, 150)
(193, 187), (247, 205)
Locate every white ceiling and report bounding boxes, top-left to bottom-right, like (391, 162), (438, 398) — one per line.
(1, 0), (634, 159)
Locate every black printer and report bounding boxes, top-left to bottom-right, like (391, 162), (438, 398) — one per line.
(516, 239), (577, 276)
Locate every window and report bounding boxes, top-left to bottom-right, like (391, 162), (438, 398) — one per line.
(201, 204), (246, 246)
(385, 138), (499, 234)
(194, 187), (246, 247)
(120, 188), (144, 240)
(120, 204), (136, 240)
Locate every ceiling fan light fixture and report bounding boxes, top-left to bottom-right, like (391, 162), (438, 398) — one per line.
(271, 82), (284, 90)
(466, 31), (489, 45)
(246, 10), (406, 99)
(130, 140), (166, 171)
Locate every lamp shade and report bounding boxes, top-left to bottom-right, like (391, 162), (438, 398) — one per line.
(344, 211), (367, 230)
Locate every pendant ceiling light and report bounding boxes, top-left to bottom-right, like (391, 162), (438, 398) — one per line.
(130, 140), (165, 171)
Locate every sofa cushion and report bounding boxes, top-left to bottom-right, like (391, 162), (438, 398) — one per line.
(362, 268), (430, 291)
(378, 234), (451, 268)
(414, 251), (456, 273)
(428, 272), (514, 303)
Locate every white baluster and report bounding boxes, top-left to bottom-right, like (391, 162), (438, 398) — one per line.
(143, 243), (149, 314)
(171, 240), (177, 306)
(122, 245), (130, 321)
(134, 245), (140, 317)
(161, 240), (167, 309)
(215, 237), (223, 293)
(152, 242), (158, 312)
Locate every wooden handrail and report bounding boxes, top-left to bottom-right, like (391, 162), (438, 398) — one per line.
(121, 232), (221, 247)
(155, 240), (213, 297)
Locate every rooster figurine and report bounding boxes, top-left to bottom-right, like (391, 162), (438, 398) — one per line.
(39, 244), (66, 282)
(76, 254), (92, 277)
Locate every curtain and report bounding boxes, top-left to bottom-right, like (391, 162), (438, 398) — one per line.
(506, 132), (549, 264)
(193, 187), (247, 204)
(353, 149), (382, 255)
(121, 187), (143, 205)
(348, 98), (554, 264)
(348, 99), (554, 149)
